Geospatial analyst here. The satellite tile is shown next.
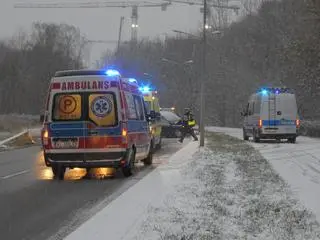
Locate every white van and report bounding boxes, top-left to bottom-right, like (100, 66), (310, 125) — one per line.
(242, 87), (300, 143)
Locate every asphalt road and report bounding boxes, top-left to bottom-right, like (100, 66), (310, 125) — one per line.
(0, 138), (186, 240)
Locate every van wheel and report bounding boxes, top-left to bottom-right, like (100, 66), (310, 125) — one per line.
(52, 165), (66, 180)
(243, 129), (249, 141)
(43, 153), (51, 167)
(253, 130), (260, 143)
(143, 144), (153, 166)
(122, 148), (135, 177)
(288, 137), (296, 144)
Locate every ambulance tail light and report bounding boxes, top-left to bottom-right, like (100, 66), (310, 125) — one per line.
(258, 119), (263, 128)
(121, 122), (128, 144)
(41, 125), (50, 146)
(296, 119), (300, 128)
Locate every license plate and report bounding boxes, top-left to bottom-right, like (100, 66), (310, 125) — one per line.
(265, 129), (277, 132)
(52, 138), (79, 149)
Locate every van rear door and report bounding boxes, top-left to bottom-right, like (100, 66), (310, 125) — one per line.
(51, 91), (121, 153)
(275, 93), (297, 133)
(84, 92), (121, 151)
(261, 93), (297, 133)
(51, 92), (85, 152)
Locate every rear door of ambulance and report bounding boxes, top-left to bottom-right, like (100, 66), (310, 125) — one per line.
(49, 79), (86, 159)
(50, 76), (122, 161)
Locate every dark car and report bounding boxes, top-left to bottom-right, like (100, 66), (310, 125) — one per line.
(160, 110), (183, 138)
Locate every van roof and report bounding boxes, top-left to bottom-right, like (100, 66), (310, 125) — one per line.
(54, 69), (119, 78)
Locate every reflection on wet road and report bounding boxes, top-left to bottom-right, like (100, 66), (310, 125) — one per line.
(0, 138), (187, 240)
(36, 147), (174, 180)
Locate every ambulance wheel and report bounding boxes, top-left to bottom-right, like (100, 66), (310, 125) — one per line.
(288, 137), (296, 144)
(243, 129), (249, 141)
(253, 130), (260, 143)
(43, 153), (51, 167)
(52, 165), (66, 180)
(143, 144), (153, 166)
(122, 148), (135, 177)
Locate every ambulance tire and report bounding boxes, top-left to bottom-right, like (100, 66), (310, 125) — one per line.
(143, 143), (153, 166)
(253, 129), (260, 143)
(243, 129), (249, 141)
(52, 165), (66, 180)
(122, 148), (135, 177)
(43, 153), (51, 167)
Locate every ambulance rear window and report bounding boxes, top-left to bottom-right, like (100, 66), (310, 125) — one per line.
(88, 93), (117, 127)
(52, 92), (118, 126)
(52, 93), (82, 121)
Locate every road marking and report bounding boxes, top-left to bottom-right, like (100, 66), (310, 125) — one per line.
(1, 170), (30, 179)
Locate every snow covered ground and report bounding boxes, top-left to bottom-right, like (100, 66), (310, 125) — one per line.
(64, 131), (320, 240)
(209, 127), (320, 224)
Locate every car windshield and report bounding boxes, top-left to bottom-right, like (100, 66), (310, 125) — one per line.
(160, 110), (181, 123)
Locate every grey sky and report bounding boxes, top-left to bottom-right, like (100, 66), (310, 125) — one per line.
(1, 0), (241, 66)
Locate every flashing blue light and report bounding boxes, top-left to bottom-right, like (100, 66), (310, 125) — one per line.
(275, 89), (280, 94)
(128, 78), (138, 83)
(139, 86), (151, 92)
(105, 69), (120, 76)
(261, 89), (268, 95)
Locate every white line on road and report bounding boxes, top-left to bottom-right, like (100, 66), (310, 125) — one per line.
(1, 170), (30, 179)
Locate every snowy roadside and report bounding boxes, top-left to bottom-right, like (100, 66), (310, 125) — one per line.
(128, 132), (320, 239)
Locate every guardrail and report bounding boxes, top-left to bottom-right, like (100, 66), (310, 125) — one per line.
(0, 129), (35, 148)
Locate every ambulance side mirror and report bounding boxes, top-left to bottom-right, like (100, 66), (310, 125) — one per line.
(149, 110), (156, 120)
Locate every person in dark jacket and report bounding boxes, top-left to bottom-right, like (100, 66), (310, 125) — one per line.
(178, 108), (198, 143)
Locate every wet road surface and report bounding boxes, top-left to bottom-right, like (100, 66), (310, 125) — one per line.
(0, 138), (186, 240)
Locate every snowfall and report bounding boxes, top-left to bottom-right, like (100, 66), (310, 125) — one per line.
(63, 127), (320, 240)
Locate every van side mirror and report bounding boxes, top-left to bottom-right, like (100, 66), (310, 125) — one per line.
(150, 110), (156, 119)
(40, 114), (45, 123)
(146, 110), (156, 121)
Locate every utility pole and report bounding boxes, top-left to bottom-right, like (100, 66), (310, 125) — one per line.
(200, 0), (207, 147)
(117, 16), (124, 52)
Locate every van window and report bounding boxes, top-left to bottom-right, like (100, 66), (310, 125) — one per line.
(133, 95), (145, 120)
(125, 92), (138, 120)
(88, 93), (117, 126)
(52, 93), (82, 121)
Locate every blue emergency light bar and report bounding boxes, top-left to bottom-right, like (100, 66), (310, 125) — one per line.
(139, 86), (151, 93)
(105, 69), (120, 77)
(128, 78), (138, 83)
(258, 87), (294, 95)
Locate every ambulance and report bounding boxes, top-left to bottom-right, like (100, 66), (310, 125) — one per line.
(140, 87), (162, 151)
(242, 87), (300, 143)
(40, 69), (154, 180)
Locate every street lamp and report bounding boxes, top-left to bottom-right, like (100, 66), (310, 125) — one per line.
(172, 27), (220, 146)
(199, 0), (207, 147)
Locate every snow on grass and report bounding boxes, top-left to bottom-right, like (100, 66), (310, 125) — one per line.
(0, 114), (39, 133)
(131, 132), (320, 240)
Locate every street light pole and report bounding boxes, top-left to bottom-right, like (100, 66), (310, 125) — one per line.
(199, 0), (207, 147)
